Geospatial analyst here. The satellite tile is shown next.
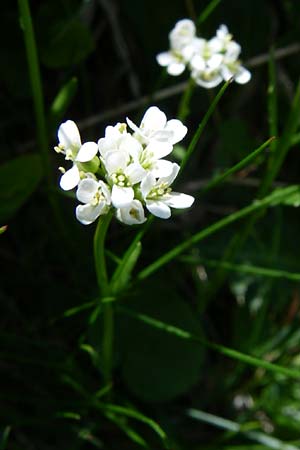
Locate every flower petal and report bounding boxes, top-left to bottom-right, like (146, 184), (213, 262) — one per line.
(160, 163), (180, 186)
(141, 172), (156, 198)
(125, 163), (146, 184)
(111, 185), (134, 208)
(152, 159), (174, 178)
(76, 142), (98, 162)
(76, 178), (98, 204)
(60, 165), (80, 191)
(167, 62), (186, 76)
(105, 150), (129, 174)
(165, 192), (195, 209)
(156, 51), (174, 67)
(165, 119), (187, 144)
(141, 106), (167, 132)
(145, 140), (173, 159)
(146, 200), (171, 219)
(76, 203), (106, 225)
(116, 200), (147, 225)
(235, 66), (251, 84)
(58, 120), (81, 149)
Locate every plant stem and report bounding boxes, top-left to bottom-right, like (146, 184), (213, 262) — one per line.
(179, 79), (231, 177)
(18, 0), (50, 183)
(177, 78), (195, 121)
(136, 185), (299, 281)
(93, 211), (114, 385)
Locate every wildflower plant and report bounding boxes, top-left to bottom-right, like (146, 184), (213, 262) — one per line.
(8, 0), (300, 448)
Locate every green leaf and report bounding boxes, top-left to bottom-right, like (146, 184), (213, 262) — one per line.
(118, 281), (204, 402)
(0, 153), (43, 222)
(110, 241), (142, 294)
(37, 2), (94, 68)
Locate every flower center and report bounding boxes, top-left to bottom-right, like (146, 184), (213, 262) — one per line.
(139, 149), (154, 170)
(147, 182), (171, 199)
(91, 189), (105, 206)
(111, 171), (131, 187)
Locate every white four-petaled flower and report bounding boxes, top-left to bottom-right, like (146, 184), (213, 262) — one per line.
(55, 120), (98, 190)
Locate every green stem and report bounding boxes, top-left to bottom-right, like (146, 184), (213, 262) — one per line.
(93, 212), (114, 385)
(177, 78), (195, 121)
(200, 137), (274, 195)
(137, 185), (299, 281)
(94, 212), (113, 296)
(179, 79), (231, 176)
(18, 0), (50, 183)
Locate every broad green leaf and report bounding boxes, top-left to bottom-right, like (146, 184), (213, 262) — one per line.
(0, 153), (43, 222)
(118, 281), (204, 402)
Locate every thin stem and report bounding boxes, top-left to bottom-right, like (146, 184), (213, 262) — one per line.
(179, 79), (231, 176)
(93, 212), (114, 385)
(177, 78), (196, 121)
(94, 212), (113, 296)
(199, 137), (275, 195)
(18, 0), (50, 183)
(136, 185), (299, 281)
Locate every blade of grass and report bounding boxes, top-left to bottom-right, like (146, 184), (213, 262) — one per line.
(117, 306), (300, 380)
(197, 0), (222, 25)
(259, 79), (300, 196)
(110, 216), (153, 294)
(97, 403), (169, 449)
(179, 79), (232, 176)
(18, 0), (50, 181)
(267, 48), (278, 150)
(200, 137), (274, 195)
(137, 185), (300, 281)
(188, 409), (299, 450)
(181, 256), (300, 282)
(104, 411), (148, 448)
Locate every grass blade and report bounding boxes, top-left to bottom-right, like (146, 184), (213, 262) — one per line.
(200, 137), (275, 195)
(137, 185), (300, 281)
(179, 79), (231, 176)
(188, 409), (299, 450)
(197, 0), (222, 25)
(181, 256), (300, 282)
(117, 306), (300, 380)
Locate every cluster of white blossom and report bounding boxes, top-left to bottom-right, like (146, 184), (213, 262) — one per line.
(55, 107), (194, 225)
(157, 19), (251, 88)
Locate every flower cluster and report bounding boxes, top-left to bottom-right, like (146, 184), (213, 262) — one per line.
(55, 107), (195, 225)
(157, 19), (251, 88)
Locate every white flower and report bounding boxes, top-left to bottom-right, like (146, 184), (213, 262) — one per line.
(156, 19), (197, 76)
(221, 60), (251, 84)
(75, 178), (111, 225)
(98, 126), (145, 208)
(127, 106), (187, 146)
(140, 163), (194, 219)
(116, 200), (147, 225)
(55, 120), (99, 190)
